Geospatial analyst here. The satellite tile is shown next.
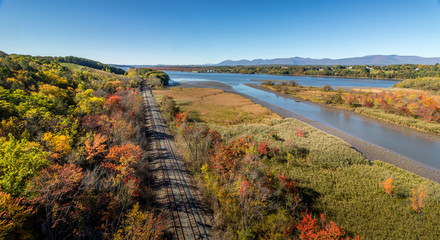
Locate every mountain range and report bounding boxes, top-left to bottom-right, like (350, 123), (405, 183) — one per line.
(217, 55), (440, 66)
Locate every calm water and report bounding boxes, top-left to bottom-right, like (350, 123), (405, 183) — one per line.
(167, 71), (440, 170)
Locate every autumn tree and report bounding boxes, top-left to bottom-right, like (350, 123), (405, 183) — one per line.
(29, 163), (84, 239)
(380, 178), (395, 197)
(0, 134), (49, 195)
(113, 203), (165, 240)
(0, 190), (34, 238)
(83, 133), (107, 165)
(103, 144), (143, 179)
(410, 186), (427, 214)
(42, 132), (73, 160)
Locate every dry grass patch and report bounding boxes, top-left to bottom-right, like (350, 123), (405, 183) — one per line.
(153, 87), (281, 125)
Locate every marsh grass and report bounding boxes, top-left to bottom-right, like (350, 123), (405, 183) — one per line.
(214, 118), (367, 168)
(153, 88), (280, 125)
(355, 108), (440, 134)
(215, 119), (440, 239)
(154, 88), (440, 239)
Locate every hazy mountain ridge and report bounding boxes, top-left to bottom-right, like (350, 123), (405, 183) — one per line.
(218, 55), (440, 66)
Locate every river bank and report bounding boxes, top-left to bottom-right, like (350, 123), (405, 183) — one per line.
(171, 80), (440, 183)
(259, 82), (440, 135)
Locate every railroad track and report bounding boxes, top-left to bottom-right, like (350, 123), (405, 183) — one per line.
(142, 83), (209, 240)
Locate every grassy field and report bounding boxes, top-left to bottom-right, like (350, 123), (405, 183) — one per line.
(153, 87), (281, 125)
(59, 62), (86, 70)
(154, 87), (440, 239)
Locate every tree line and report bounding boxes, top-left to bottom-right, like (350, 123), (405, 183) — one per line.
(159, 64), (440, 80)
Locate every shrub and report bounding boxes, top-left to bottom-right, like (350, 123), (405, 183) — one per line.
(114, 203), (165, 240)
(297, 212), (359, 240)
(381, 178), (395, 197)
(410, 186), (427, 214)
(323, 84), (333, 92)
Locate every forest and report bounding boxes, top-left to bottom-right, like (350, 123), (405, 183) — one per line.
(0, 53), (167, 239)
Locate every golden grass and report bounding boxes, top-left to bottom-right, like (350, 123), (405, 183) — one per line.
(153, 87), (281, 125)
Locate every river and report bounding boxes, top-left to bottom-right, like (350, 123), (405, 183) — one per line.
(166, 71), (440, 171)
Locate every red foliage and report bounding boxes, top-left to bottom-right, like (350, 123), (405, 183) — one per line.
(31, 164), (84, 231)
(258, 141), (270, 155)
(210, 137), (254, 181)
(81, 115), (101, 132)
(278, 173), (297, 195)
(297, 212), (360, 240)
(238, 180), (251, 197)
(104, 95), (124, 113)
(175, 111), (191, 127)
(296, 128), (305, 137)
(102, 144), (143, 179)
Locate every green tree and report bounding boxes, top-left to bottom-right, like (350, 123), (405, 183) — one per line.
(0, 134), (49, 196)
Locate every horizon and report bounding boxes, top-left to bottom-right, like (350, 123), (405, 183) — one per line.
(1, 0), (440, 65)
(0, 49), (440, 67)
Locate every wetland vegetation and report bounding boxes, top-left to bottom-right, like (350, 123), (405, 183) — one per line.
(154, 87), (440, 239)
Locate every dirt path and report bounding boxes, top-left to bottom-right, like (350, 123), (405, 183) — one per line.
(142, 83), (212, 239)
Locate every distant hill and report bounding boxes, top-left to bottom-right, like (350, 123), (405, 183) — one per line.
(217, 55), (440, 66)
(53, 56), (126, 74)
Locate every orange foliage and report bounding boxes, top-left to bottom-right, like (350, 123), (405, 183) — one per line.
(297, 212), (360, 240)
(104, 95), (123, 113)
(102, 144), (143, 178)
(0, 190), (34, 238)
(83, 133), (107, 162)
(345, 90), (440, 122)
(410, 186), (427, 214)
(31, 164), (84, 230)
(380, 178), (395, 197)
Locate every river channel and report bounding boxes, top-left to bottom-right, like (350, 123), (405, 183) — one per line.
(166, 71), (440, 172)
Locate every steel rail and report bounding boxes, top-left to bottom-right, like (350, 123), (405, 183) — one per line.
(142, 83), (209, 240)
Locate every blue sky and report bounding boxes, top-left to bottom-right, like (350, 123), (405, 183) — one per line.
(1, 0), (440, 65)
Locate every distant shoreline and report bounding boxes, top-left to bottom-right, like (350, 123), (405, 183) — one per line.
(160, 69), (403, 82)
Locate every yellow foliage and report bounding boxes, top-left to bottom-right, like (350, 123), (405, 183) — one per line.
(114, 203), (165, 240)
(6, 77), (17, 84)
(39, 84), (68, 99)
(0, 117), (23, 137)
(0, 190), (34, 238)
(37, 70), (68, 85)
(42, 132), (72, 158)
